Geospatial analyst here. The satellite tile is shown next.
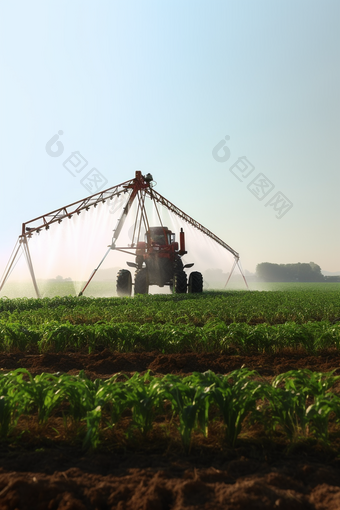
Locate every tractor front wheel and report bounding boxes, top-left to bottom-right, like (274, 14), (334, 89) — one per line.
(134, 269), (149, 295)
(188, 271), (203, 293)
(116, 269), (132, 297)
(174, 270), (187, 294)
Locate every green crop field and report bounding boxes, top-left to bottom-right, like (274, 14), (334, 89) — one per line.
(0, 285), (340, 354)
(1, 286), (340, 455)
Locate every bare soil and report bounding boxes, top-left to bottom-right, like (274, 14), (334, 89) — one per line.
(2, 349), (340, 379)
(1, 350), (340, 509)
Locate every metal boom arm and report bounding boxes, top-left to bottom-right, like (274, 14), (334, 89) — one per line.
(21, 176), (135, 237)
(147, 188), (240, 259)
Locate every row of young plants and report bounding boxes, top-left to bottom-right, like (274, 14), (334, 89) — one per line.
(1, 367), (340, 453)
(1, 289), (340, 325)
(0, 319), (340, 353)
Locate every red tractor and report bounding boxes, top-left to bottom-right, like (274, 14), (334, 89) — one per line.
(116, 226), (203, 296)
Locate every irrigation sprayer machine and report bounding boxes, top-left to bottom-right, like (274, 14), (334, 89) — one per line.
(0, 171), (248, 298)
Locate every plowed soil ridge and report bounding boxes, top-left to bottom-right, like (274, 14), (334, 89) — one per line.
(1, 443), (340, 509)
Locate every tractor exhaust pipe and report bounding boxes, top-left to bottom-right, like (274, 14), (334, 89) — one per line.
(180, 228), (185, 253)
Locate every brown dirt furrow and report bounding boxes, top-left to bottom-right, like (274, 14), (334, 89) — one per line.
(0, 449), (339, 509)
(0, 350), (340, 378)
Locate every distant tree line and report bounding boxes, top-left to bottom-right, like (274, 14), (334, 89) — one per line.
(256, 262), (340, 282)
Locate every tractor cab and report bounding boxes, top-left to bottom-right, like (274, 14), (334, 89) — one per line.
(134, 226), (184, 264)
(147, 227), (174, 247)
(145, 226), (178, 254)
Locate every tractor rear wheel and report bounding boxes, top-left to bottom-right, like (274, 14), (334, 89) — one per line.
(134, 269), (149, 295)
(174, 270), (187, 293)
(116, 269), (132, 297)
(188, 271), (203, 293)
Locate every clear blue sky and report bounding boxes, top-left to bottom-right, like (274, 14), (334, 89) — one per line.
(0, 0), (339, 277)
